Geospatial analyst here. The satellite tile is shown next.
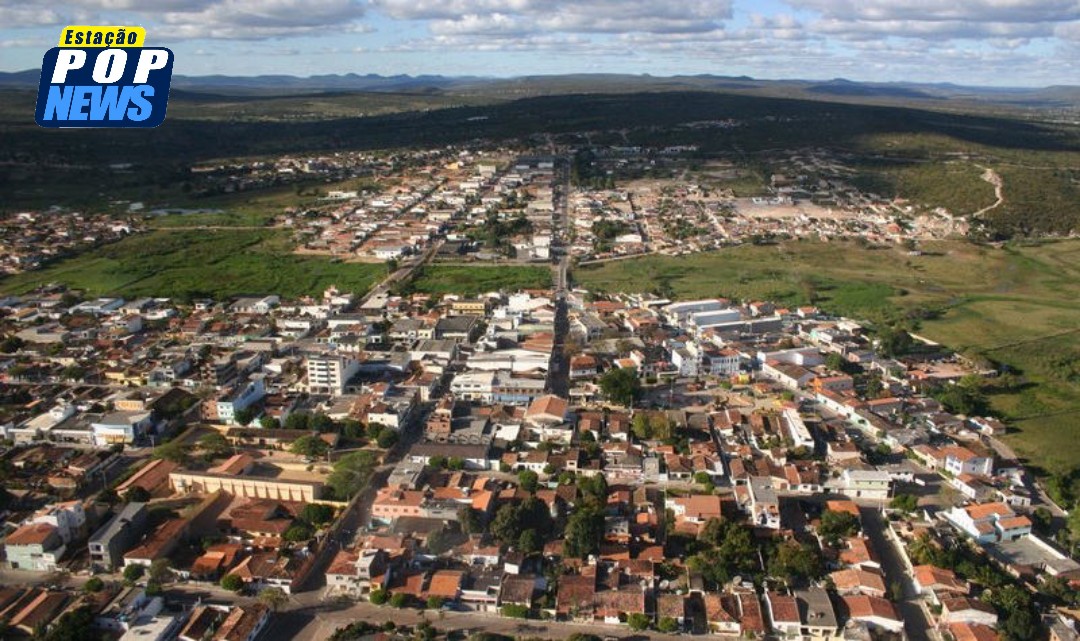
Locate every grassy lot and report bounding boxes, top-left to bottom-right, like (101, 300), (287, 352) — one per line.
(576, 239), (1080, 475)
(0, 229), (386, 301)
(405, 264), (552, 296)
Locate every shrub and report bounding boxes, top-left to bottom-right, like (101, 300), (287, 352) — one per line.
(220, 574), (244, 592)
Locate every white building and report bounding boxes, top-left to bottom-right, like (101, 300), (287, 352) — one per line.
(306, 353), (361, 396)
(782, 408), (815, 450)
(92, 411), (154, 447)
(941, 446), (994, 477)
(28, 500), (86, 544)
(944, 502), (1032, 544)
(839, 470), (893, 501)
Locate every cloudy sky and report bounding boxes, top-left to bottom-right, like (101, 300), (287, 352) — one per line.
(2, 0), (1078, 86)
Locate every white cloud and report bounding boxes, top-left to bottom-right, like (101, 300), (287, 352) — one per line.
(0, 3), (74, 28)
(376, 0), (731, 34)
(786, 0), (1080, 24)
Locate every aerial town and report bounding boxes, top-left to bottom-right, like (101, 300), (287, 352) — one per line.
(0, 151), (1072, 641)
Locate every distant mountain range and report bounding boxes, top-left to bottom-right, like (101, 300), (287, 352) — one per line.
(2, 69), (1078, 108)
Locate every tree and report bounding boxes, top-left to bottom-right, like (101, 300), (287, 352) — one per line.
(517, 529), (541, 555)
(599, 368), (642, 407)
(126, 486), (152, 503)
(389, 592), (410, 608)
(769, 540), (823, 584)
(890, 494), (919, 514)
(148, 558), (172, 585)
(694, 471), (711, 485)
(290, 434), (330, 459)
(491, 497), (553, 547)
(258, 587), (289, 612)
(198, 432), (231, 457)
(369, 588), (389, 605)
(501, 604), (530, 618)
(657, 616), (679, 633)
(233, 407), (256, 426)
(447, 456), (465, 471)
(426, 596), (445, 610)
(429, 455), (448, 470)
(39, 605), (99, 641)
(697, 517), (727, 548)
(518, 470), (539, 493)
(341, 418), (363, 439)
(876, 326), (913, 358)
(326, 450), (378, 500)
(427, 528), (455, 555)
(123, 564), (144, 584)
(285, 412), (311, 430)
(301, 503), (335, 527)
(1040, 576), (1077, 605)
(688, 521), (758, 586)
(259, 415), (280, 429)
(564, 506), (604, 559)
(458, 507), (483, 534)
(1031, 506), (1053, 535)
(152, 440), (188, 464)
(376, 429), (399, 450)
(627, 613), (651, 631)
(83, 577), (105, 593)
(0, 335), (25, 354)
(284, 523), (314, 542)
(220, 573), (244, 592)
(311, 412), (335, 432)
(817, 510), (860, 546)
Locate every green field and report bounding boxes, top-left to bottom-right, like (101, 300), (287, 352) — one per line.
(404, 264), (552, 296)
(0, 229), (386, 301)
(576, 239), (1080, 475)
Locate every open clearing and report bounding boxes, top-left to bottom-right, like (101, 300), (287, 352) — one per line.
(0, 229), (387, 301)
(576, 238), (1080, 475)
(404, 265), (552, 297)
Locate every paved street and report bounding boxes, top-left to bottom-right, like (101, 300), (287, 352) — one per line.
(284, 598), (736, 641)
(859, 506), (935, 641)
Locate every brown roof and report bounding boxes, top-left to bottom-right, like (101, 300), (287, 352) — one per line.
(840, 537), (878, 567)
(117, 458), (178, 495)
(913, 565), (967, 593)
(125, 517), (187, 562)
(964, 502), (1012, 520)
(525, 394), (568, 421)
(941, 596), (997, 616)
(5, 522), (58, 547)
(842, 595), (899, 621)
(948, 622), (1000, 641)
(209, 453), (254, 475)
(215, 604), (269, 641)
(8, 590), (68, 631)
(767, 592), (800, 624)
(499, 575), (537, 605)
(829, 568), (886, 595)
(656, 593), (686, 619)
(425, 570), (463, 599)
(738, 592), (766, 633)
(557, 574), (596, 614)
(594, 588), (645, 618)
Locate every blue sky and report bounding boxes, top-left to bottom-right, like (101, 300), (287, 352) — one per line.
(1, 0), (1078, 86)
